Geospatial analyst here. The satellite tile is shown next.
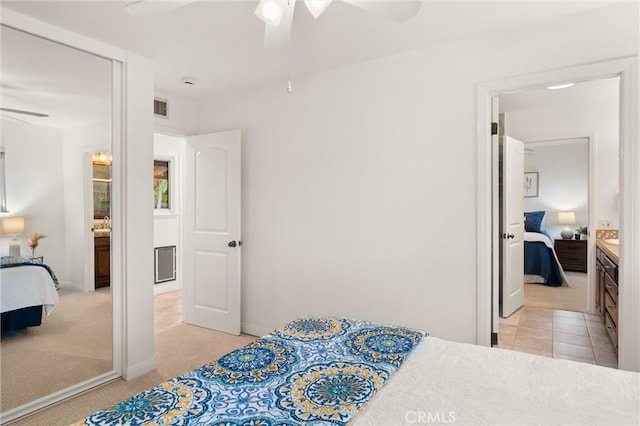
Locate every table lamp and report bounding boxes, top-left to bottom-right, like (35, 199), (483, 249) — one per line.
(3, 216), (25, 256)
(558, 212), (576, 239)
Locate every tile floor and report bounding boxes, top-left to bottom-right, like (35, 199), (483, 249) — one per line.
(498, 306), (618, 368)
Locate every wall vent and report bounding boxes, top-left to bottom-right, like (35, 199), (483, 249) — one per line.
(154, 246), (176, 284)
(154, 98), (169, 118)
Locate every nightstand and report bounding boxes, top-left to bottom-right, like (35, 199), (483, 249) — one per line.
(554, 239), (587, 272)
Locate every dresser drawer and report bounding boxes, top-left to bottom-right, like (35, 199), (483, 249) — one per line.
(604, 273), (618, 304)
(604, 292), (617, 326)
(605, 311), (618, 351)
(601, 254), (618, 282)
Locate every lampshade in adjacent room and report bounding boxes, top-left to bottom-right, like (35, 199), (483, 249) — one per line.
(558, 212), (576, 239)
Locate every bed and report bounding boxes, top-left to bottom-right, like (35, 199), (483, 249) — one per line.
(73, 317), (640, 426)
(524, 231), (567, 287)
(0, 256), (60, 334)
(523, 210), (567, 287)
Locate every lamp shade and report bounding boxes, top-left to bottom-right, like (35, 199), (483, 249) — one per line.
(558, 212), (576, 225)
(3, 217), (24, 235)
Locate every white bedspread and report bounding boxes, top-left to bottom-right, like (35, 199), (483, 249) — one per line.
(1, 265), (59, 315)
(352, 337), (639, 425)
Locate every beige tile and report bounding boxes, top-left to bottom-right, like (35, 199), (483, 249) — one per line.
(553, 316), (586, 327)
(500, 324), (518, 335)
(584, 313), (603, 321)
(514, 335), (552, 352)
(517, 326), (552, 340)
(498, 332), (516, 347)
(553, 331), (592, 348)
(512, 346), (552, 358)
(553, 342), (596, 361)
(519, 317), (552, 331)
(553, 353), (597, 365)
(598, 360), (619, 369)
(522, 306), (553, 316)
(553, 322), (589, 336)
(553, 310), (584, 319)
(594, 349), (618, 365)
(521, 309), (553, 321)
(586, 318), (606, 329)
(591, 335), (616, 350)
(588, 329), (612, 343)
(499, 315), (520, 326)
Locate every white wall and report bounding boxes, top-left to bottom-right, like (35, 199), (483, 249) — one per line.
(1, 119), (66, 279)
(196, 2), (638, 342)
(62, 121), (110, 289)
(154, 91), (197, 136)
(153, 133), (184, 294)
(523, 140), (589, 239)
(504, 80), (619, 231)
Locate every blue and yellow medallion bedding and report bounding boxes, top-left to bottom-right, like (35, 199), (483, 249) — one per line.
(74, 317), (425, 425)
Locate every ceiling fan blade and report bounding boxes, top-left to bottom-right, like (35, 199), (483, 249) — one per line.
(0, 107), (48, 117)
(342, 0), (422, 22)
(264, 0), (296, 50)
(126, 0), (198, 16)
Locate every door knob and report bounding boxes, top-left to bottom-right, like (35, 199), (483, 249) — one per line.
(228, 241), (237, 248)
(507, 233), (515, 239)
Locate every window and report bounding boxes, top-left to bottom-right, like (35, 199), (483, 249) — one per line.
(154, 160), (170, 210)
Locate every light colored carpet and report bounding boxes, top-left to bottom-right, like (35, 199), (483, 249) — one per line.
(1, 288), (113, 412)
(524, 271), (588, 312)
(9, 290), (255, 425)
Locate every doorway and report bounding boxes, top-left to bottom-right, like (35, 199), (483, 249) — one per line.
(494, 78), (618, 366)
(475, 57), (640, 372)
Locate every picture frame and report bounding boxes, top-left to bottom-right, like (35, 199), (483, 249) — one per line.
(524, 172), (539, 198)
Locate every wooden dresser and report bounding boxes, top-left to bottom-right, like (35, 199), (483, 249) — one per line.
(555, 239), (587, 272)
(94, 235), (111, 288)
(596, 244), (619, 351)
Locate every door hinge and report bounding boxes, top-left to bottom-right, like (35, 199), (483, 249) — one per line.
(491, 332), (498, 346)
(491, 122), (498, 135)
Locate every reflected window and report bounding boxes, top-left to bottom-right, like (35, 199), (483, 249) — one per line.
(154, 160), (170, 209)
(93, 152), (111, 219)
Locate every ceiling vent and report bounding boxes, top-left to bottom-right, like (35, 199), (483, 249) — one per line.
(154, 98), (169, 119)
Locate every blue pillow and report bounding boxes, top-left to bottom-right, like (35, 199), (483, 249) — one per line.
(524, 211), (546, 233)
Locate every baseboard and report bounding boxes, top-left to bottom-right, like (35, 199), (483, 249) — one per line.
(123, 358), (157, 380)
(153, 280), (181, 295)
(241, 322), (272, 337)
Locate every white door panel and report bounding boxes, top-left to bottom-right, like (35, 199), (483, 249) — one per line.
(501, 135), (525, 317)
(183, 130), (241, 335)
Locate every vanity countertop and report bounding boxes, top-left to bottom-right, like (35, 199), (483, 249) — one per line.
(596, 239), (619, 264)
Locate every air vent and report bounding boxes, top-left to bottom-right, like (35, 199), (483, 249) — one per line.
(154, 98), (169, 118)
(154, 246), (176, 284)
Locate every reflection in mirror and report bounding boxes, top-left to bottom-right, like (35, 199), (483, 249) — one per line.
(0, 26), (113, 413)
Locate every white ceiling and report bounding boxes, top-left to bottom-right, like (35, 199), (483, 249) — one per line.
(1, 0), (617, 102)
(1, 25), (112, 129)
(500, 77), (620, 113)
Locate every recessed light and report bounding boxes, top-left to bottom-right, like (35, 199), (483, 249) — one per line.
(181, 77), (198, 86)
(547, 83), (576, 90)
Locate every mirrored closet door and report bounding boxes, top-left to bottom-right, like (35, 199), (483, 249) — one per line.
(0, 25), (115, 418)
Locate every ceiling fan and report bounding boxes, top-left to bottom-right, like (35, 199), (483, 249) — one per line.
(126, 0), (423, 50)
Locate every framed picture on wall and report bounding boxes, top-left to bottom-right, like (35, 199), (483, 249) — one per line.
(524, 172), (539, 198)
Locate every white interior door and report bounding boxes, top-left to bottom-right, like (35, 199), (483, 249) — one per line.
(501, 135), (525, 317)
(183, 130), (241, 335)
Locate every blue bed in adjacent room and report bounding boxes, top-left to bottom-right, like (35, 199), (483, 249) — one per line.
(523, 211), (566, 287)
